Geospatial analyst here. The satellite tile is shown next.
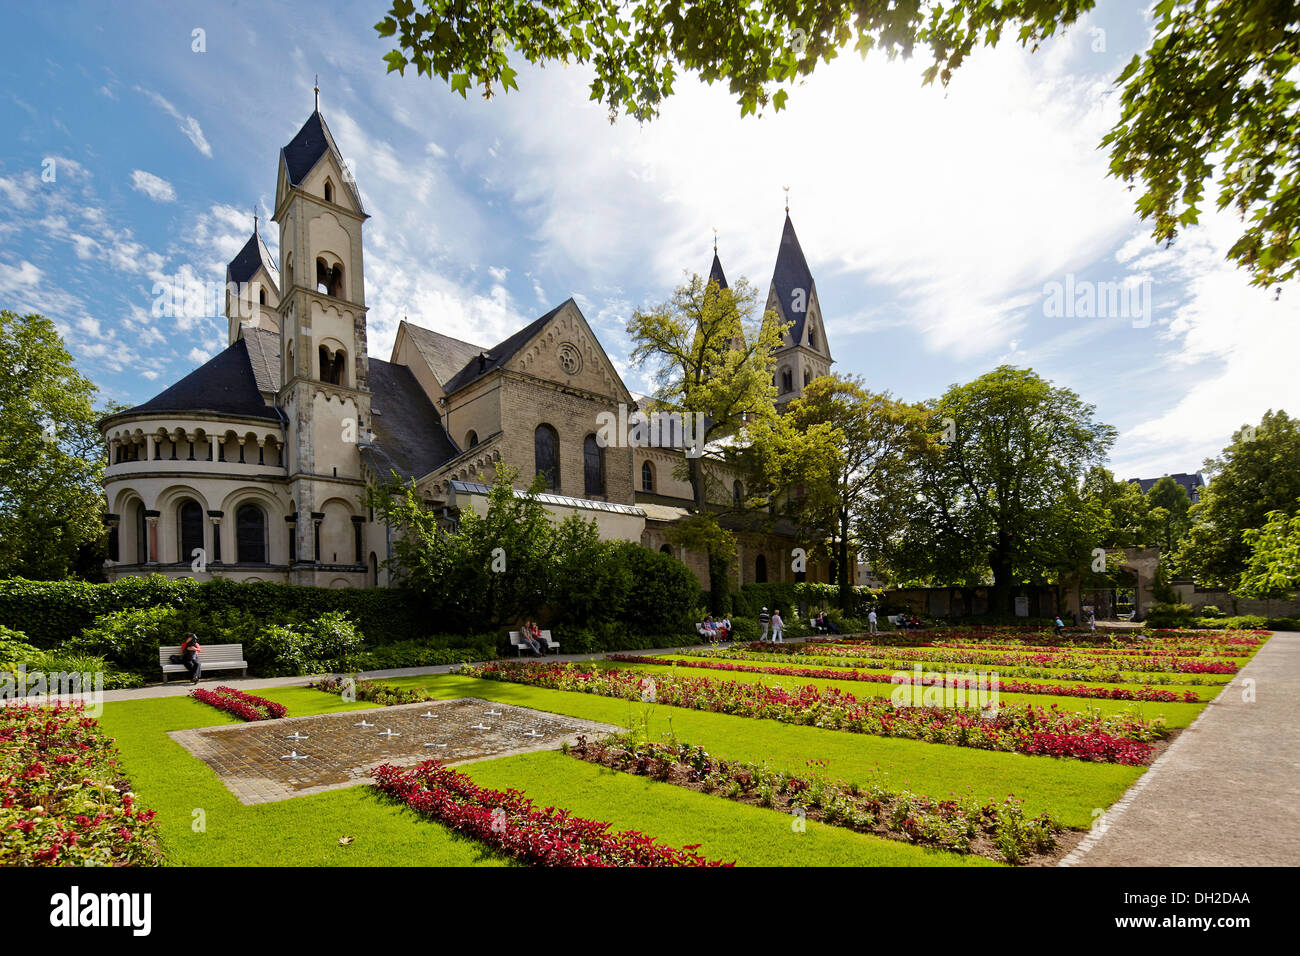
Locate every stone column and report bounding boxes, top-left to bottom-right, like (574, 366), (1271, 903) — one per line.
(311, 511), (325, 564)
(285, 513), (298, 564)
(207, 510), (223, 564)
(144, 510), (160, 563)
(351, 514), (366, 565)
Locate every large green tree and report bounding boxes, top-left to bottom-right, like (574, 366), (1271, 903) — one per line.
(1176, 409), (1300, 588)
(1238, 499), (1300, 599)
(776, 374), (927, 601)
(1144, 474), (1193, 556)
(379, 0), (1300, 286)
(0, 311), (108, 580)
(894, 365), (1116, 613)
(627, 271), (785, 605)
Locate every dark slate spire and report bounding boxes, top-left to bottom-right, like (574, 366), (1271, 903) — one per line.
(226, 222), (280, 289)
(281, 110), (330, 186)
(771, 213), (815, 344)
(708, 251), (729, 290)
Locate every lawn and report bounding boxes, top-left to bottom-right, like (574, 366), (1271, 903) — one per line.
(387, 673), (1146, 829)
(96, 686), (976, 866)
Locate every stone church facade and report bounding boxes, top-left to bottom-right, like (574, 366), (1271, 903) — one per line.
(99, 105), (837, 591)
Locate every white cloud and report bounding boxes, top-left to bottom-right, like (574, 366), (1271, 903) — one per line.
(137, 87), (213, 157)
(130, 169), (177, 203)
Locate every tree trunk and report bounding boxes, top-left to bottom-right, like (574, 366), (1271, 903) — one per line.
(837, 506), (852, 610)
(989, 532), (1014, 615)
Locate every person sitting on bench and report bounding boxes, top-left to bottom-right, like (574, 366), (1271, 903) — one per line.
(520, 619), (545, 656)
(816, 611), (841, 635)
(180, 632), (202, 684)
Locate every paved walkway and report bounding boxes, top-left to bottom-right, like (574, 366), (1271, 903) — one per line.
(1065, 632), (1300, 866)
(64, 644), (716, 704)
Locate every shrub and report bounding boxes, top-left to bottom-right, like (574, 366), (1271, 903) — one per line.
(348, 637), (497, 670)
(1143, 603), (1198, 628)
(72, 606), (186, 675)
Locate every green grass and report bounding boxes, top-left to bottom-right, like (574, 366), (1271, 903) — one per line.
(460, 750), (994, 866)
(389, 674), (1146, 829)
(600, 659), (1210, 728)
(97, 691), (513, 867)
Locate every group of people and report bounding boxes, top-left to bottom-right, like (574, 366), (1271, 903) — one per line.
(757, 607), (786, 642)
(811, 611), (841, 635)
(699, 614), (732, 643)
(518, 619), (547, 656)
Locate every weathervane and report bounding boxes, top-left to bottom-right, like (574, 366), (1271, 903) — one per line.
(314, 74), (320, 111)
(783, 185), (790, 213)
(713, 226), (718, 254)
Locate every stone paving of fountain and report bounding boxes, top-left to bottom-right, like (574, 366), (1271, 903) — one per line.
(168, 697), (620, 805)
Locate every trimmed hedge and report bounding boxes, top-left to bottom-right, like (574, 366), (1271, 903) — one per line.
(0, 575), (423, 649)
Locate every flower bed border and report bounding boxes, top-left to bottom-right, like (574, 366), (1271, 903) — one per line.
(191, 686), (287, 722)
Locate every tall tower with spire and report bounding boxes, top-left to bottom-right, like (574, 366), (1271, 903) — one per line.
(270, 97), (373, 582)
(763, 207), (833, 406)
(224, 209), (281, 344)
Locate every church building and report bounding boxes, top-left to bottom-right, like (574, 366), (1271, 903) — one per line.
(99, 104), (836, 590)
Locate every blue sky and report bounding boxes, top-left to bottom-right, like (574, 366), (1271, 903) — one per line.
(1, 0), (1295, 481)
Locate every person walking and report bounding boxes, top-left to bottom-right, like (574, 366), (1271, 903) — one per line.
(180, 632), (202, 684)
(868, 609), (878, 634)
(758, 607), (771, 642)
(1053, 615), (1065, 638)
(771, 609), (784, 643)
(1088, 609), (1096, 633)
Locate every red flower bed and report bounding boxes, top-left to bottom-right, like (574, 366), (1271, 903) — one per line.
(608, 654), (1202, 702)
(1, 702), (162, 866)
(464, 662), (1162, 764)
(372, 760), (731, 867)
(191, 686), (286, 721)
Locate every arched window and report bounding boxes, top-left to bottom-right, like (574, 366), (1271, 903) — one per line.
(324, 179), (334, 203)
(319, 345), (346, 386)
(659, 544), (673, 556)
(369, 552), (379, 587)
(755, 553), (768, 583)
(178, 500), (204, 564)
(534, 424), (559, 490)
(235, 503), (267, 563)
(733, 480), (743, 506)
(258, 288), (267, 306)
(583, 434), (604, 496)
(808, 329), (817, 350)
(781, 368), (793, 393)
(804, 369), (812, 387)
(316, 258), (344, 298)
(641, 461), (654, 492)
(465, 430), (478, 448)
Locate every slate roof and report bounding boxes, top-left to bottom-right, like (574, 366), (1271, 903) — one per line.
(241, 326), (281, 394)
(364, 358), (460, 480)
(401, 322), (488, 388)
(708, 252), (729, 290)
(1129, 473), (1206, 502)
(441, 299), (571, 395)
(226, 228), (280, 289)
(118, 338), (281, 422)
(770, 214), (816, 346)
(282, 111), (330, 185)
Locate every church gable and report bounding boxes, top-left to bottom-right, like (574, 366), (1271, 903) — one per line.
(505, 300), (633, 404)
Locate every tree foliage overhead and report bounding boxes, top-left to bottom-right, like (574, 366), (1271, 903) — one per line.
(379, 0), (1300, 286)
(1238, 498), (1300, 599)
(377, 0), (1091, 120)
(0, 311), (108, 580)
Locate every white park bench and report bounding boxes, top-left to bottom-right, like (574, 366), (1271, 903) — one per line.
(158, 643), (248, 683)
(508, 630), (559, 656)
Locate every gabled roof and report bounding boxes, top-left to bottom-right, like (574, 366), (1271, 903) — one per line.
(226, 227), (280, 289)
(279, 109), (364, 212)
(1129, 473), (1205, 501)
(400, 322), (488, 388)
(441, 299), (571, 395)
(121, 338), (281, 422)
(364, 358), (460, 480)
(241, 326), (281, 394)
(708, 252), (729, 290)
(770, 213), (816, 346)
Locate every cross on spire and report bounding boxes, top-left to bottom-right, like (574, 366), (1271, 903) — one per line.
(314, 74), (320, 111)
(253, 203), (259, 234)
(783, 185), (790, 214)
(713, 226), (718, 254)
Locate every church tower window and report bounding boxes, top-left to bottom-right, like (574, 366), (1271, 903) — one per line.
(178, 499), (204, 564)
(641, 461), (654, 492)
(534, 424), (560, 490)
(781, 368), (793, 393)
(324, 179), (334, 203)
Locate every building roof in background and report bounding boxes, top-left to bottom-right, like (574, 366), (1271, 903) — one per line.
(770, 213), (815, 345)
(365, 358), (460, 480)
(118, 338), (281, 422)
(441, 299), (571, 395)
(1128, 472), (1206, 500)
(401, 322), (488, 388)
